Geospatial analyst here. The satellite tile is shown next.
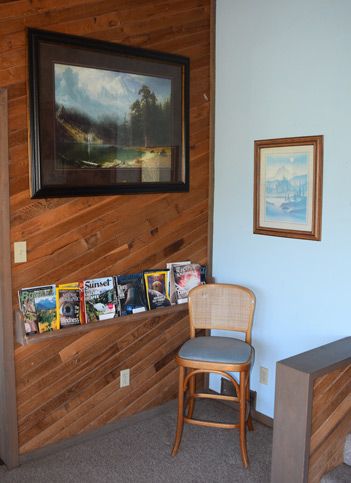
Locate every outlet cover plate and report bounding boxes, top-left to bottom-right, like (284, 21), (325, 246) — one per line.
(120, 369), (130, 387)
(260, 366), (269, 386)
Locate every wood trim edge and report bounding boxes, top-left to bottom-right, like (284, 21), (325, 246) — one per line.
(0, 88), (20, 469)
(15, 304), (189, 345)
(207, 0), (216, 280)
(251, 408), (273, 428)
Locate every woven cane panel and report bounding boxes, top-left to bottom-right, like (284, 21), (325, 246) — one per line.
(189, 284), (255, 333)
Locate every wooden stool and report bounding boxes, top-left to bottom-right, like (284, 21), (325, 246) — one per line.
(171, 283), (256, 467)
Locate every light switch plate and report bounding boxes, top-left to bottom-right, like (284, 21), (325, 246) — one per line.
(14, 241), (27, 263)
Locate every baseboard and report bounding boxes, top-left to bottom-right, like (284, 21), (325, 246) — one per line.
(19, 399), (177, 465)
(251, 408), (273, 428)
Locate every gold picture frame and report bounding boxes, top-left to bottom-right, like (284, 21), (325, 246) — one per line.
(254, 135), (323, 241)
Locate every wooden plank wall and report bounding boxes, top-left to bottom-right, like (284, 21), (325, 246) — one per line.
(0, 0), (213, 456)
(308, 364), (351, 482)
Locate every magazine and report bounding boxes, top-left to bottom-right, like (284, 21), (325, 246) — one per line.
(167, 261), (191, 304)
(56, 284), (81, 328)
(18, 284), (56, 335)
(78, 279), (87, 324)
(200, 265), (207, 284)
(143, 270), (171, 310)
(35, 294), (59, 333)
(82, 277), (118, 323)
(173, 263), (202, 304)
(116, 273), (147, 315)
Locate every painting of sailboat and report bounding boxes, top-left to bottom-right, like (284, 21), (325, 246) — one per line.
(264, 153), (308, 224)
(254, 136), (323, 241)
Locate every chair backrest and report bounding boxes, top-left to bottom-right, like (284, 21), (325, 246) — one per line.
(188, 283), (256, 344)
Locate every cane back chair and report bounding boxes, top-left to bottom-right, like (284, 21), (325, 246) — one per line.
(171, 283), (256, 467)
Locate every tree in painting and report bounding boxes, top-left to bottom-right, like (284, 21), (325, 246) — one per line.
(54, 64), (173, 180)
(265, 153), (308, 223)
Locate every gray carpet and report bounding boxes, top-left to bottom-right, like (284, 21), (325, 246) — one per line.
(321, 464), (351, 483)
(0, 399), (272, 482)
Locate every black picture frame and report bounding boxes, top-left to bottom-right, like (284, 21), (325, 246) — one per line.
(27, 28), (190, 198)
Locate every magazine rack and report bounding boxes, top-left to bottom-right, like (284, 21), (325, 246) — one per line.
(14, 304), (189, 346)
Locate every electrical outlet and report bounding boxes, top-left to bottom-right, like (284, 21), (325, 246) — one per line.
(260, 366), (269, 386)
(14, 241), (27, 263)
(120, 369), (130, 387)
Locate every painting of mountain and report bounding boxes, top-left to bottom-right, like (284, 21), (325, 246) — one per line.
(254, 135), (323, 241)
(55, 64), (171, 124)
(265, 152), (309, 223)
(54, 63), (173, 178)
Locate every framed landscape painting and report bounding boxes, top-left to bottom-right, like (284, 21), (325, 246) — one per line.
(27, 28), (189, 198)
(254, 135), (323, 241)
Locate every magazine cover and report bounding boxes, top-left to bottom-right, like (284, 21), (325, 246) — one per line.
(143, 270), (171, 310)
(116, 273), (147, 315)
(173, 263), (202, 304)
(18, 284), (56, 335)
(35, 294), (59, 333)
(56, 284), (81, 328)
(167, 261), (191, 304)
(83, 277), (117, 323)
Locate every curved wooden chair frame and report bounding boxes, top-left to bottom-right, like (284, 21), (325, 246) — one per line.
(171, 283), (256, 467)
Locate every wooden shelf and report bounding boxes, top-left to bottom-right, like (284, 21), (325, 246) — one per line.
(14, 303), (189, 346)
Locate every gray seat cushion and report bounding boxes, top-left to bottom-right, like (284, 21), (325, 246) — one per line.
(178, 336), (252, 364)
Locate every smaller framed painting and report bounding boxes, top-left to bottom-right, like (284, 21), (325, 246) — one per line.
(254, 135), (323, 241)
(27, 28), (189, 198)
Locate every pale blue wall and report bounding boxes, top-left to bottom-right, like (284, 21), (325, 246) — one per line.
(212, 0), (351, 418)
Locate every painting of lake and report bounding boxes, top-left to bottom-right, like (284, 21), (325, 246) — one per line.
(264, 152), (308, 224)
(54, 63), (173, 180)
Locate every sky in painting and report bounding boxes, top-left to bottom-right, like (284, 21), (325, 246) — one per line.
(265, 152), (308, 180)
(54, 63), (171, 122)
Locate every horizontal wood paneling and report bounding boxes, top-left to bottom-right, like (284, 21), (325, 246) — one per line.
(1, 0), (213, 456)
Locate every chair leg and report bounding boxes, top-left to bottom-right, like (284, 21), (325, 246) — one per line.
(239, 370), (249, 467)
(246, 376), (254, 432)
(247, 413), (254, 432)
(186, 369), (195, 419)
(171, 366), (185, 456)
